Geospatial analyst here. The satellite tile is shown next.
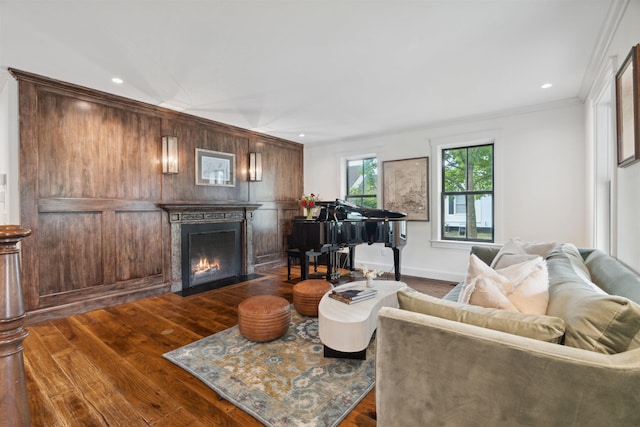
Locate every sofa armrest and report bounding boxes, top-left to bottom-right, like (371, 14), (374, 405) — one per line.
(375, 307), (640, 427)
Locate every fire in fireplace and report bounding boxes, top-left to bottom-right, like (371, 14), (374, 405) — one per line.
(192, 255), (220, 285)
(181, 222), (242, 290)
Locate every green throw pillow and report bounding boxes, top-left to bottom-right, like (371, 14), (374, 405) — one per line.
(546, 244), (640, 354)
(397, 287), (565, 343)
(584, 249), (640, 305)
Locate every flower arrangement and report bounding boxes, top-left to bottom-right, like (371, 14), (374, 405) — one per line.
(299, 193), (319, 209)
(299, 193), (319, 219)
(360, 264), (383, 286)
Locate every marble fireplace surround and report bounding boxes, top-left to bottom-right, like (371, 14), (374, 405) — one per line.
(159, 202), (261, 292)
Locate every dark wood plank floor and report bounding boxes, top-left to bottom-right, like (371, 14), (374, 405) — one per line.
(23, 266), (455, 426)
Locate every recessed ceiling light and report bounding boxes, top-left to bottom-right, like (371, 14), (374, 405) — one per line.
(112, 77), (124, 84)
(299, 133), (305, 138)
(541, 82), (553, 89)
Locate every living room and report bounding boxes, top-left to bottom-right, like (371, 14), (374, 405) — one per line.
(2, 1), (640, 283)
(1, 1), (640, 426)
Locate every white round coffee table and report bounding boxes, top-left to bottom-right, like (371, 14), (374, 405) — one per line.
(318, 280), (408, 359)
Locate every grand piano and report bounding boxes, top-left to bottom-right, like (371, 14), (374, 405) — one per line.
(288, 199), (407, 281)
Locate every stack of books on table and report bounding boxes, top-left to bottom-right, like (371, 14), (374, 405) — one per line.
(329, 287), (378, 304)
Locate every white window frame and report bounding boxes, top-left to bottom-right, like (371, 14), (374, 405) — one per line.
(430, 130), (503, 251)
(588, 56), (617, 255)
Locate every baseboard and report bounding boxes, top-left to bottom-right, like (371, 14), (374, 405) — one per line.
(401, 266), (465, 283)
(357, 261), (464, 283)
(25, 282), (170, 326)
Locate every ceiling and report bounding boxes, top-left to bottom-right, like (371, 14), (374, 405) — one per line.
(0, 0), (619, 144)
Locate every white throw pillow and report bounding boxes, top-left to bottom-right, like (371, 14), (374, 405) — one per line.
(460, 254), (550, 315)
(491, 238), (557, 269)
(459, 254), (518, 311)
(493, 253), (539, 270)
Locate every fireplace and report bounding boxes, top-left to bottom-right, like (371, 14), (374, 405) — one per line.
(181, 222), (242, 288)
(159, 202), (261, 293)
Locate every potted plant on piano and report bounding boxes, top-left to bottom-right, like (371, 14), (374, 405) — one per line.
(299, 193), (319, 220)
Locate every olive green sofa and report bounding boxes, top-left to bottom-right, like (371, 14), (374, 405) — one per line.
(376, 244), (640, 427)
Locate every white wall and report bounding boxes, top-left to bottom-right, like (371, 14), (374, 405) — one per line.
(0, 69), (20, 225)
(610, 1), (640, 272)
(305, 100), (586, 282)
(585, 0), (640, 272)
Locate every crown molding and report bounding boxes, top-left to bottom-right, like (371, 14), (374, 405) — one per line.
(310, 98), (583, 146)
(578, 0), (630, 100)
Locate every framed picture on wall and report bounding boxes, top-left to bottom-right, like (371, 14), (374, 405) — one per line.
(616, 44), (640, 167)
(382, 157), (429, 221)
(195, 148), (236, 186)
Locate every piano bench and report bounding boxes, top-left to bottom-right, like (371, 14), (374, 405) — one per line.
(287, 249), (320, 280)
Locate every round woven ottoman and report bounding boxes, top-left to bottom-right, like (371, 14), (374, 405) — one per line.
(237, 295), (291, 342)
(293, 279), (333, 316)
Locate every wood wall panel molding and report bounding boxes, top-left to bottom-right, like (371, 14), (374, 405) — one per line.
(10, 68), (305, 144)
(11, 69), (169, 120)
(252, 208), (280, 258)
(251, 137), (304, 203)
(114, 211), (163, 282)
(102, 210), (117, 285)
(38, 198), (162, 212)
(37, 275), (165, 309)
(17, 81), (40, 311)
(36, 91), (163, 200)
(26, 280), (169, 326)
(37, 212), (104, 296)
(252, 203), (302, 271)
(12, 69), (303, 320)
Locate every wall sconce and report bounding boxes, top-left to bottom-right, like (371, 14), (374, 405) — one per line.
(162, 136), (179, 174)
(249, 152), (262, 181)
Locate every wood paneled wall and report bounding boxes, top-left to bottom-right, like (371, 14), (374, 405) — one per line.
(11, 69), (303, 324)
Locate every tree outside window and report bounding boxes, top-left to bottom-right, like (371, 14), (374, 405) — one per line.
(346, 157), (377, 208)
(442, 144), (494, 241)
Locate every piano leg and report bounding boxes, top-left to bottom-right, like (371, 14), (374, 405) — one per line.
(392, 247), (402, 281)
(326, 248), (341, 281)
(349, 246), (355, 270)
(323, 247), (344, 281)
(332, 250), (342, 279)
(325, 251), (333, 281)
(301, 252), (310, 280)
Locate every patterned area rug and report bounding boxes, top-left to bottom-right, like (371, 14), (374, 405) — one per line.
(163, 309), (375, 427)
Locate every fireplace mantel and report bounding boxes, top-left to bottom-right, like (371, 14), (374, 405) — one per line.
(159, 201), (262, 224)
(159, 201), (262, 292)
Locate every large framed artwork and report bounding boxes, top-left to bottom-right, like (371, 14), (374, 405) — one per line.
(195, 148), (236, 186)
(383, 157), (429, 221)
(616, 44), (640, 167)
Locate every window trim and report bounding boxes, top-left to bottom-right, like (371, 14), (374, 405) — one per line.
(430, 130), (503, 251)
(345, 156), (378, 208)
(441, 143), (495, 243)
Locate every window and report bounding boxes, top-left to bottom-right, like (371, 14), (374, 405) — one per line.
(441, 144), (494, 242)
(346, 157), (377, 208)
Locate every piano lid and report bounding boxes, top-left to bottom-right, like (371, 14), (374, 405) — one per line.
(316, 199), (407, 221)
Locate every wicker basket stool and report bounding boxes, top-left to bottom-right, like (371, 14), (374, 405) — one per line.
(293, 279), (334, 316)
(237, 295), (291, 342)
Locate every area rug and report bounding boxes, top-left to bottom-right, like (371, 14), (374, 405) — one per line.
(163, 309), (375, 427)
